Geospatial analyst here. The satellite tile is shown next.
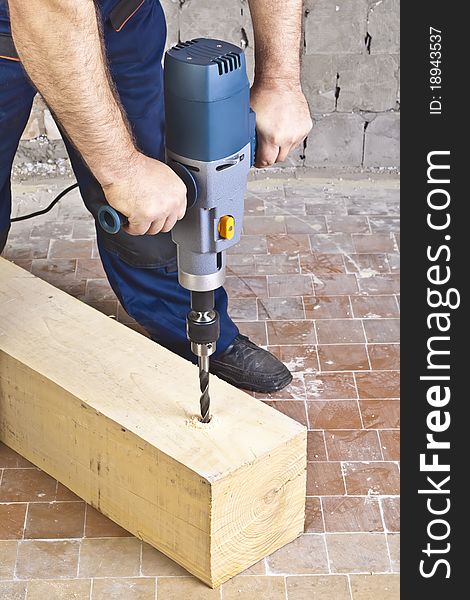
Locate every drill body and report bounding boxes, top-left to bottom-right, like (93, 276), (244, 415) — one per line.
(164, 39), (256, 420)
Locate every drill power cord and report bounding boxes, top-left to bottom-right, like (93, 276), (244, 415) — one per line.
(11, 183), (79, 223)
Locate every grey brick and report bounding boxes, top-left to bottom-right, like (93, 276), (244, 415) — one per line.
(367, 0), (400, 54)
(160, 0), (180, 49)
(363, 112), (400, 167)
(179, 0), (243, 46)
(305, 113), (364, 168)
(302, 55), (338, 113)
(305, 0), (369, 55)
(336, 54), (399, 111)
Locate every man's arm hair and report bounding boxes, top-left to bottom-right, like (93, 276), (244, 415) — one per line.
(247, 0), (303, 86)
(8, 0), (138, 186)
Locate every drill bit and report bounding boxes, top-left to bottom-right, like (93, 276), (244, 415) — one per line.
(198, 355), (211, 423)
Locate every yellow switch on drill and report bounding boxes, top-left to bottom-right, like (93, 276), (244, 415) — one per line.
(218, 215), (235, 239)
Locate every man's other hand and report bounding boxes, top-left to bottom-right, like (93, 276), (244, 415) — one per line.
(102, 154), (187, 235)
(250, 80), (312, 167)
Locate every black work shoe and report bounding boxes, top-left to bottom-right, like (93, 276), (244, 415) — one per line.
(210, 334), (293, 393)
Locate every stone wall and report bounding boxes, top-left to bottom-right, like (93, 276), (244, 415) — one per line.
(18, 0), (399, 170)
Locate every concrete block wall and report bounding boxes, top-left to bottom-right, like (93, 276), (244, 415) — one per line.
(19, 0), (399, 170)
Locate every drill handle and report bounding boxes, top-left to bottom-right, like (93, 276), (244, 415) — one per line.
(97, 161), (198, 235)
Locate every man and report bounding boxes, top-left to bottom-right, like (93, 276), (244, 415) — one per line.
(0, 0), (312, 392)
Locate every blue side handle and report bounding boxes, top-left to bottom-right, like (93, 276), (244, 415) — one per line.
(97, 162), (198, 235)
(249, 108), (257, 167)
(98, 205), (126, 234)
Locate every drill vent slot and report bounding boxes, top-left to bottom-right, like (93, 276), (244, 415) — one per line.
(173, 40), (198, 50)
(212, 52), (241, 75)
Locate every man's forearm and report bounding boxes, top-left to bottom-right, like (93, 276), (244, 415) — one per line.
(248, 0), (303, 86)
(8, 0), (137, 186)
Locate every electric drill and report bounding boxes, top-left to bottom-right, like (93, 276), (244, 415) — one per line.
(98, 39), (256, 423)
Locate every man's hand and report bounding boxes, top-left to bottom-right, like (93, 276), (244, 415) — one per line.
(102, 154), (187, 236)
(250, 80), (312, 167)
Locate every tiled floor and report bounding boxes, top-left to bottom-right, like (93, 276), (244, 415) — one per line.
(1, 173), (400, 599)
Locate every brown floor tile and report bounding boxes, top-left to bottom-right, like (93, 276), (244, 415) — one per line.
(350, 295), (399, 319)
(268, 274), (313, 297)
(387, 534), (400, 572)
(360, 400), (400, 429)
(0, 581), (26, 600)
(226, 254), (255, 276)
(307, 401), (362, 430)
(2, 238), (50, 261)
(265, 196), (306, 216)
(327, 533), (390, 573)
(0, 469), (57, 502)
(309, 233), (354, 254)
(235, 321), (267, 346)
(343, 462), (400, 495)
(85, 279), (116, 303)
(0, 541), (18, 579)
(368, 217), (400, 233)
(141, 542), (187, 576)
(255, 254), (300, 275)
(381, 497), (400, 532)
(285, 215), (327, 234)
(228, 298), (258, 321)
(86, 299), (119, 317)
(322, 497), (383, 532)
(313, 274), (359, 296)
(243, 215), (286, 235)
(343, 253), (390, 275)
(387, 253), (400, 272)
(8, 258), (33, 272)
(84, 505), (131, 538)
(355, 371), (400, 399)
(324, 430), (382, 461)
(266, 320), (316, 345)
(48, 239), (93, 259)
(305, 497), (324, 533)
(286, 575), (351, 600)
(223, 576), (286, 600)
(307, 431), (328, 461)
(266, 534), (328, 574)
(75, 258), (106, 280)
(244, 195), (266, 215)
(327, 215), (370, 234)
(92, 578), (155, 600)
(258, 297), (305, 320)
(317, 345), (369, 371)
(379, 430), (400, 461)
(224, 276), (268, 298)
(72, 220), (96, 239)
(305, 373), (357, 400)
(27, 579), (91, 600)
(357, 274), (400, 295)
(299, 253), (345, 275)
(24, 502), (85, 539)
(269, 345), (319, 374)
(16, 540), (79, 579)
(305, 199), (347, 217)
(307, 462), (345, 495)
(303, 295), (351, 319)
(264, 401), (308, 427)
(316, 319), (365, 344)
(0, 503), (27, 539)
(350, 574), (399, 599)
(31, 259), (77, 285)
(346, 199), (388, 216)
(55, 484), (81, 502)
(79, 538), (141, 577)
(256, 375), (306, 400)
(227, 235), (267, 255)
(363, 319), (400, 343)
(157, 577), (219, 599)
(352, 234), (396, 253)
(30, 221), (74, 240)
(266, 234), (311, 254)
(367, 344), (400, 370)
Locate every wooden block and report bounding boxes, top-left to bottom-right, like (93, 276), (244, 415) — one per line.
(0, 258), (306, 587)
